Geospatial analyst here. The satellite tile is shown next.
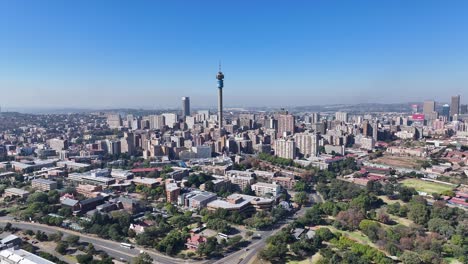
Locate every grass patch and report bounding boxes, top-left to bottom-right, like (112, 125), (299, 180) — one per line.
(401, 178), (455, 194)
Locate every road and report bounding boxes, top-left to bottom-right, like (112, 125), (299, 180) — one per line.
(213, 204), (312, 264)
(0, 219), (199, 264)
(0, 192), (323, 264)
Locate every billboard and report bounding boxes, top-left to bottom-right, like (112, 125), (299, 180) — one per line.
(412, 114), (425, 121)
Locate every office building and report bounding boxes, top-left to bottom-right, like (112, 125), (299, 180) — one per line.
(461, 104), (468, 114)
(182, 97), (190, 118)
(450, 95), (460, 119)
(442, 104), (450, 119)
(423, 100), (436, 114)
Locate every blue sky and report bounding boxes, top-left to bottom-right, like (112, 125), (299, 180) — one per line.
(1, 0), (467, 109)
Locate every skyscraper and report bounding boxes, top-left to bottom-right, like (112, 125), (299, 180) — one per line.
(216, 65), (225, 128)
(442, 104), (450, 119)
(461, 104), (468, 115)
(450, 95), (460, 119)
(182, 97), (190, 118)
(423, 101), (435, 114)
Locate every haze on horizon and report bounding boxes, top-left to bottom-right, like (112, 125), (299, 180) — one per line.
(1, 0), (467, 109)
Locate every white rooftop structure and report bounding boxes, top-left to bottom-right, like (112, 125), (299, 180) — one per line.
(0, 249), (55, 264)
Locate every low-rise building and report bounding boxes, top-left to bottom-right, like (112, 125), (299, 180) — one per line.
(131, 177), (161, 188)
(251, 182), (281, 197)
(207, 194), (274, 214)
(273, 176), (296, 190)
(4, 188), (29, 198)
(31, 178), (57, 191)
(76, 184), (103, 197)
(180, 190), (217, 209)
(0, 248), (55, 264)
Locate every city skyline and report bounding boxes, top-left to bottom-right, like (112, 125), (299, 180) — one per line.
(1, 1), (468, 108)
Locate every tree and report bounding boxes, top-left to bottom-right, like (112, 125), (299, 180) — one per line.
(85, 243), (96, 255)
(197, 236), (221, 257)
(408, 198), (429, 226)
(315, 228), (334, 241)
(243, 184), (255, 195)
(76, 254), (93, 264)
(133, 252), (153, 264)
(206, 218), (231, 234)
(66, 235), (80, 246)
(366, 180), (383, 195)
(260, 242), (288, 262)
(358, 220), (381, 242)
(335, 208), (365, 231)
(294, 192), (309, 206)
(400, 251), (422, 264)
(55, 241), (68, 255)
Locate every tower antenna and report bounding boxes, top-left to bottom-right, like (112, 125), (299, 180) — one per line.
(219, 60), (221, 72)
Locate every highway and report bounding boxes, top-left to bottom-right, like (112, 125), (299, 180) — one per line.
(0, 219), (198, 264)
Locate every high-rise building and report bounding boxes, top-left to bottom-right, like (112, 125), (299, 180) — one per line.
(442, 104), (450, 119)
(107, 114), (122, 129)
(450, 95), (460, 119)
(277, 114), (295, 138)
(149, 115), (165, 130)
(411, 104), (419, 113)
(121, 132), (135, 155)
(274, 138), (296, 159)
(294, 132), (319, 158)
(106, 140), (121, 155)
(182, 97), (190, 118)
(461, 104), (468, 115)
(162, 113), (178, 128)
(311, 112), (321, 124)
(216, 65), (225, 128)
(423, 101), (436, 114)
(335, 112), (348, 122)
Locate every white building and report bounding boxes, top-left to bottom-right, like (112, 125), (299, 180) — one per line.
(251, 182), (281, 197)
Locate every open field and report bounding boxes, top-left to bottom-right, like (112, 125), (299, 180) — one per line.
(401, 178), (456, 194)
(374, 156), (425, 169)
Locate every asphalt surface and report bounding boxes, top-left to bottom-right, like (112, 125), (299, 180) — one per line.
(0, 219), (194, 264)
(0, 192), (323, 264)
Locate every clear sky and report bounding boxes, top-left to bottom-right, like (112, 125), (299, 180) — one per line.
(1, 0), (467, 109)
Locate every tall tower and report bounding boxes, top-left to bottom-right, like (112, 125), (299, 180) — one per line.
(216, 64), (225, 128)
(182, 97), (190, 118)
(450, 95), (460, 120)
